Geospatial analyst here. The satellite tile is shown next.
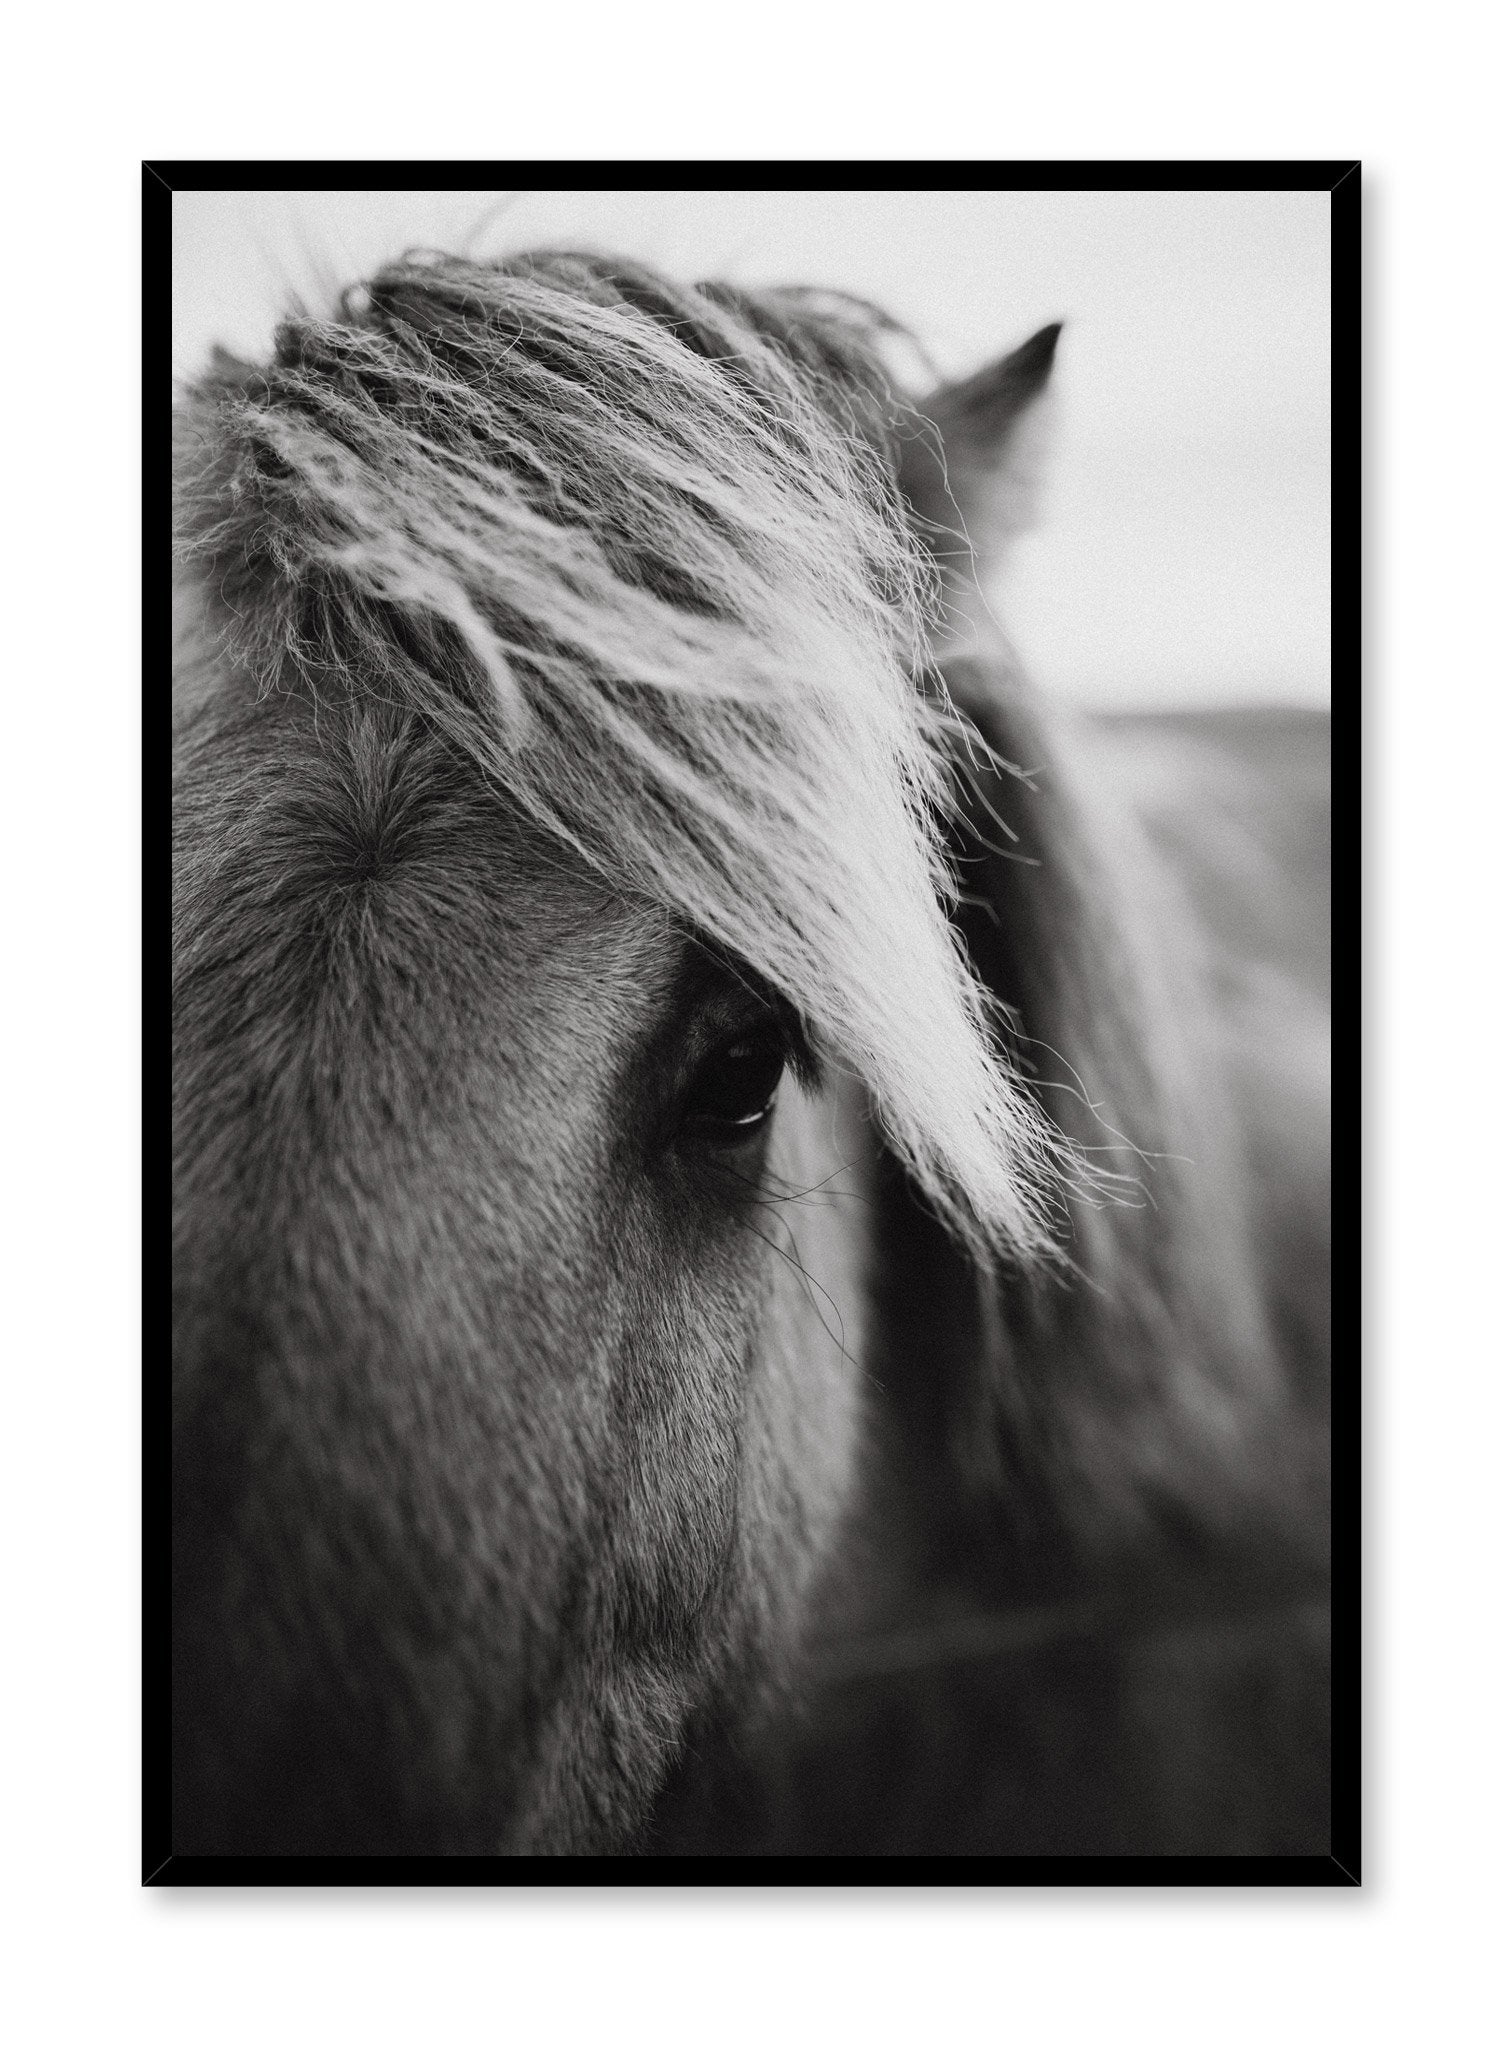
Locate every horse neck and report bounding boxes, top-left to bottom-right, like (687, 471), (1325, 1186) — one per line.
(863, 645), (1321, 1610)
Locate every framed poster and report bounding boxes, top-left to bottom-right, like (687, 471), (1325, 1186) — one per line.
(153, 164), (1353, 1881)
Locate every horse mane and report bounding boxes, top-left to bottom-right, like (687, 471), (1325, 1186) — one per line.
(173, 248), (1070, 1264)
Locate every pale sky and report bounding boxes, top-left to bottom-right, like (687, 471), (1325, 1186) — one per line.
(172, 187), (1331, 711)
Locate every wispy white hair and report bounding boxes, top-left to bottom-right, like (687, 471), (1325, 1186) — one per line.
(173, 251), (1067, 1260)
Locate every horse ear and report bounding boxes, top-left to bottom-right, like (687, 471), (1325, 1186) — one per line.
(900, 322), (1063, 581)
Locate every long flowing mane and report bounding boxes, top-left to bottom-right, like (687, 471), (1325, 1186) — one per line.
(174, 251), (1071, 1262)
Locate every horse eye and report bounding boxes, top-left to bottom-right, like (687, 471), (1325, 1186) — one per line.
(681, 1024), (788, 1141)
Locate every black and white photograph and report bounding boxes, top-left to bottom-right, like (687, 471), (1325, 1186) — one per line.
(157, 170), (1348, 1876)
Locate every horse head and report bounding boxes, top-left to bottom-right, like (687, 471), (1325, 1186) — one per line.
(171, 251), (1327, 1857)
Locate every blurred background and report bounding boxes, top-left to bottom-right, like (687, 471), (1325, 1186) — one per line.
(172, 186), (1330, 715)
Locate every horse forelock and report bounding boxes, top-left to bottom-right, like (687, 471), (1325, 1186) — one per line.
(174, 250), (1071, 1264)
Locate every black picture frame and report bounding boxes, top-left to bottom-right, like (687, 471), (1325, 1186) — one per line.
(150, 161), (1357, 1887)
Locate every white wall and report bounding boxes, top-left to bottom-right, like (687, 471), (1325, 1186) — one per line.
(172, 187), (1331, 712)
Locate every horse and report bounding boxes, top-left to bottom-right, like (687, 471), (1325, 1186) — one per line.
(170, 248), (1331, 1858)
